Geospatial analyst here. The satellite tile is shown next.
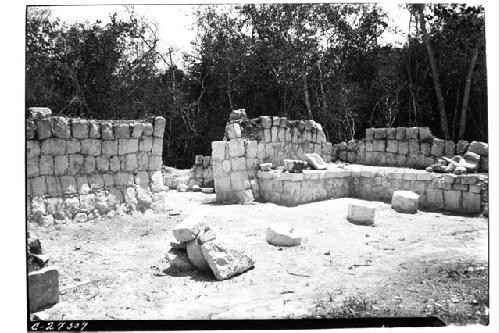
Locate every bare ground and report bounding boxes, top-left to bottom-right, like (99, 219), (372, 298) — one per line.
(30, 191), (488, 324)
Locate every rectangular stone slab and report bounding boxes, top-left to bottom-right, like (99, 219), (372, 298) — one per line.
(28, 267), (59, 312)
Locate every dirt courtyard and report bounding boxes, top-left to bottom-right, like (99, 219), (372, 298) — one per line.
(30, 191), (488, 324)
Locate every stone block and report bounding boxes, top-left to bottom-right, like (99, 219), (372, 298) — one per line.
(31, 177), (47, 196)
(54, 156), (68, 176)
(66, 140), (80, 154)
(152, 138), (163, 155)
(347, 202), (377, 226)
(406, 127), (419, 139)
(456, 140), (469, 155)
(150, 170), (165, 192)
(386, 140), (398, 153)
(265, 223), (302, 246)
(444, 190), (461, 211)
(27, 140), (40, 158)
(386, 128), (396, 139)
(68, 155), (83, 175)
(139, 136), (153, 152)
(28, 267), (59, 312)
(89, 121), (100, 138)
(226, 123), (242, 139)
(373, 128), (387, 139)
(72, 119), (89, 139)
(95, 156), (109, 171)
(60, 176), (77, 194)
(115, 123), (130, 138)
(365, 128), (374, 140)
(51, 117), (70, 138)
(88, 174), (104, 189)
(142, 122), (154, 136)
(39, 155), (54, 176)
(391, 190), (419, 214)
(41, 138), (66, 155)
(229, 109), (247, 121)
(172, 211), (206, 242)
(103, 173), (114, 187)
(365, 140), (373, 152)
(271, 126), (279, 142)
(468, 141), (488, 156)
(102, 141), (118, 156)
(426, 189), (444, 209)
(131, 122), (143, 138)
(101, 122), (114, 140)
(231, 157), (246, 171)
(419, 127), (433, 141)
(36, 119), (52, 140)
(80, 139), (101, 156)
(149, 155), (163, 170)
(431, 138), (445, 156)
(480, 156), (488, 172)
(420, 142), (431, 156)
(153, 116), (166, 138)
(264, 128), (272, 142)
(230, 171), (247, 191)
(115, 172), (134, 186)
(408, 139), (420, 154)
(444, 140), (455, 155)
(260, 116), (272, 128)
(373, 139), (386, 152)
(212, 141), (227, 161)
(26, 118), (36, 139)
(118, 138), (139, 155)
(462, 192), (481, 213)
(228, 139), (245, 157)
(109, 156), (120, 172)
(398, 140), (409, 155)
(201, 237), (255, 280)
(27, 156), (40, 178)
(395, 127), (406, 140)
(84, 156), (95, 173)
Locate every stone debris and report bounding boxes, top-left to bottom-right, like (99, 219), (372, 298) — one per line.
(28, 267), (60, 313)
(201, 237), (255, 280)
(265, 223), (302, 247)
(347, 202), (377, 226)
(427, 155), (479, 174)
(391, 190), (419, 214)
(283, 159), (308, 173)
(304, 153), (327, 170)
(260, 163), (272, 171)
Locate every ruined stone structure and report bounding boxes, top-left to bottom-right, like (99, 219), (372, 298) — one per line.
(26, 108), (168, 223)
(212, 110), (489, 215)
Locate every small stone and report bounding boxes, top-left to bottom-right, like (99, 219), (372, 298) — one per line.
(28, 267), (59, 312)
(304, 153), (327, 170)
(74, 213), (88, 223)
(265, 223), (302, 247)
(391, 191), (419, 214)
(190, 185), (201, 192)
(453, 165), (467, 175)
(177, 184), (188, 192)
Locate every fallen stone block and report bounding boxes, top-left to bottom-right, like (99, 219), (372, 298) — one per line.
(304, 153), (327, 170)
(186, 237), (211, 271)
(201, 237), (255, 280)
(191, 185), (201, 192)
(172, 211), (209, 242)
(28, 267), (59, 313)
(467, 141), (488, 156)
(347, 202), (377, 226)
(391, 191), (419, 214)
(265, 223), (302, 247)
(283, 159), (308, 173)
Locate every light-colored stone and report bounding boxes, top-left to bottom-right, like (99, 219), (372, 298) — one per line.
(80, 139), (101, 156)
(265, 223), (302, 247)
(118, 138), (139, 155)
(260, 163), (272, 171)
(304, 153), (327, 170)
(226, 123), (242, 139)
(467, 141), (488, 156)
(177, 183), (188, 192)
(149, 155), (163, 170)
(89, 121), (100, 138)
(153, 116), (166, 138)
(72, 119), (89, 139)
(391, 190), (419, 213)
(200, 237), (255, 280)
(347, 202), (377, 225)
(152, 138), (163, 155)
(41, 138), (66, 155)
(139, 136), (153, 152)
(172, 211), (207, 242)
(186, 237), (211, 271)
(39, 155), (54, 176)
(101, 122), (114, 140)
(455, 140), (469, 155)
(54, 156), (68, 176)
(36, 119), (52, 140)
(201, 187), (214, 193)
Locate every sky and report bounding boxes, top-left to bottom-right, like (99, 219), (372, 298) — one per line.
(45, 3), (411, 66)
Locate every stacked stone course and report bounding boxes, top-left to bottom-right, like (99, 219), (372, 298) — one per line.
(333, 127), (488, 172)
(26, 108), (167, 223)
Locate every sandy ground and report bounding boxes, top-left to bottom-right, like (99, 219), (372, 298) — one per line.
(30, 191), (488, 321)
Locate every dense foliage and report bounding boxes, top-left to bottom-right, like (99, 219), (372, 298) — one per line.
(26, 4), (487, 168)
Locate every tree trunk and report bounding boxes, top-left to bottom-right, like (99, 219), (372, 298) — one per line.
(317, 60), (328, 120)
(302, 68), (313, 119)
(458, 39), (482, 140)
(417, 5), (450, 139)
(226, 70), (234, 110)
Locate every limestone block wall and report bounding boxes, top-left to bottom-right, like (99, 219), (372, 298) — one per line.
(26, 108), (168, 223)
(256, 165), (488, 214)
(333, 127), (489, 171)
(191, 155), (214, 188)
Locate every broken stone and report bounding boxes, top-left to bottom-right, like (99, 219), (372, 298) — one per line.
(226, 123), (242, 139)
(260, 163), (272, 171)
(391, 191), (419, 214)
(74, 212), (88, 223)
(265, 223), (302, 247)
(201, 237), (255, 280)
(467, 141), (488, 156)
(186, 237), (211, 271)
(229, 109), (247, 121)
(28, 267), (59, 312)
(191, 185), (201, 192)
(453, 165), (467, 175)
(347, 202), (377, 226)
(304, 153), (327, 170)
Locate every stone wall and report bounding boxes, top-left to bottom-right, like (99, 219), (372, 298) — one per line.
(333, 127), (489, 171)
(26, 108), (168, 224)
(191, 155), (214, 188)
(257, 165), (488, 214)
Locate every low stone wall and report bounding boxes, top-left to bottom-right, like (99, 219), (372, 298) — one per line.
(333, 127), (488, 171)
(26, 108), (168, 224)
(191, 155), (214, 188)
(256, 165), (488, 214)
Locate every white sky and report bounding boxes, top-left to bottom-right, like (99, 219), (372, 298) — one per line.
(46, 3), (411, 64)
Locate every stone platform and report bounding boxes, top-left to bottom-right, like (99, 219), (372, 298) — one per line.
(256, 164), (488, 214)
